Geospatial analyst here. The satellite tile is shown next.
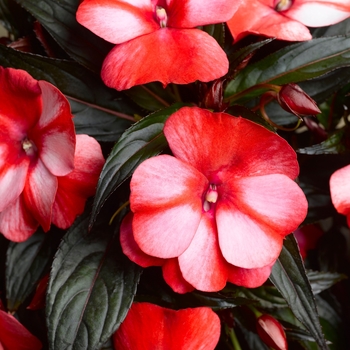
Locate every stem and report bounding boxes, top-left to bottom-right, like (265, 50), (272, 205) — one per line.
(226, 325), (242, 350)
(141, 85), (170, 107)
(66, 95), (137, 122)
(109, 201), (130, 225)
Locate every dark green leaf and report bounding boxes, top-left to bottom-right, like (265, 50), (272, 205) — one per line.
(225, 37), (350, 101)
(307, 270), (346, 295)
(270, 235), (329, 349)
(91, 103), (187, 226)
(313, 18), (350, 38)
(46, 212), (142, 350)
(15, 0), (111, 71)
(6, 229), (53, 311)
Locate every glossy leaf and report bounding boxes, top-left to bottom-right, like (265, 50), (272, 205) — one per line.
(91, 103), (187, 226)
(46, 212), (142, 350)
(313, 18), (350, 38)
(270, 235), (329, 349)
(307, 271), (346, 295)
(6, 229), (53, 312)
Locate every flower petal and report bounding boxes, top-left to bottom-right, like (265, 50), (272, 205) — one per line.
(162, 258), (195, 294)
(32, 80), (75, 177)
(330, 164), (350, 216)
(76, 0), (158, 44)
(227, 0), (312, 41)
(23, 159), (57, 232)
(0, 309), (42, 350)
(51, 135), (104, 229)
(120, 212), (164, 267)
(227, 263), (273, 288)
(131, 155), (206, 258)
(0, 196), (38, 242)
(113, 303), (220, 350)
(101, 28), (229, 90)
(164, 107), (299, 180)
(178, 214), (229, 292)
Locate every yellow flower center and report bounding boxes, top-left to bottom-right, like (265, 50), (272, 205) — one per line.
(275, 0), (293, 12)
(156, 6), (168, 28)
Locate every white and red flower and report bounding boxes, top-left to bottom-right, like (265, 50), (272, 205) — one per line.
(120, 107), (308, 292)
(0, 67), (105, 242)
(76, 0), (242, 90)
(227, 0), (350, 42)
(113, 302), (220, 350)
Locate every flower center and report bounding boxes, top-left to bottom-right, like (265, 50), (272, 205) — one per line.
(22, 137), (37, 157)
(156, 6), (168, 27)
(274, 0), (293, 12)
(203, 184), (218, 212)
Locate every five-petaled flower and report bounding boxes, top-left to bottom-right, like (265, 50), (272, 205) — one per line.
(120, 107), (308, 293)
(227, 0), (350, 42)
(0, 67), (105, 242)
(113, 302), (220, 350)
(76, 0), (242, 91)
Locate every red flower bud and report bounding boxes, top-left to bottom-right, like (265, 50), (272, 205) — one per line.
(256, 314), (288, 350)
(277, 83), (321, 118)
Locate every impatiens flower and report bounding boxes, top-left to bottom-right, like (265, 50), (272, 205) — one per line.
(330, 164), (350, 227)
(0, 309), (42, 350)
(120, 107), (308, 292)
(113, 302), (220, 349)
(227, 0), (350, 42)
(76, 0), (242, 91)
(0, 67), (105, 242)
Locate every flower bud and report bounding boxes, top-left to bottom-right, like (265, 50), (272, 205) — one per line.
(277, 83), (321, 118)
(256, 314), (288, 350)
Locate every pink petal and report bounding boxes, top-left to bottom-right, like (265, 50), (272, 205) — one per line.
(167, 0), (241, 28)
(216, 202), (283, 269)
(51, 135), (104, 229)
(227, 0), (312, 41)
(0, 196), (38, 242)
(131, 154), (206, 258)
(32, 81), (75, 177)
(330, 164), (350, 216)
(0, 309), (42, 350)
(286, 0), (350, 27)
(113, 303), (220, 350)
(162, 258), (195, 294)
(164, 107), (299, 180)
(120, 212), (164, 267)
(178, 214), (229, 292)
(232, 174), (308, 236)
(23, 159), (57, 232)
(101, 28), (229, 90)
(227, 263), (273, 288)
(76, 0), (158, 44)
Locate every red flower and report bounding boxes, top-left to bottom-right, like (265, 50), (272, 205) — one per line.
(330, 164), (350, 227)
(0, 309), (42, 350)
(113, 302), (220, 350)
(76, 0), (242, 91)
(0, 67), (105, 242)
(120, 107), (308, 292)
(227, 0), (350, 42)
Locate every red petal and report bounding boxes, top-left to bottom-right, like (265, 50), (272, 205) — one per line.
(227, 263), (273, 288)
(113, 303), (220, 350)
(32, 80), (75, 177)
(101, 28), (229, 90)
(164, 107), (299, 180)
(330, 164), (350, 216)
(27, 274), (49, 310)
(76, 0), (158, 44)
(23, 159), (57, 231)
(162, 258), (195, 294)
(0, 196), (38, 242)
(178, 214), (228, 292)
(51, 135), (104, 229)
(227, 0), (312, 41)
(167, 0), (241, 28)
(131, 155), (206, 258)
(0, 309), (42, 350)
(120, 212), (164, 267)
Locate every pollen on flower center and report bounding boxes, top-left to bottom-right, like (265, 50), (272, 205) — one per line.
(156, 6), (168, 28)
(22, 137), (37, 157)
(203, 184), (218, 212)
(274, 0), (293, 12)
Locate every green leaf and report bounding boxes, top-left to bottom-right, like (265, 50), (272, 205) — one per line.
(14, 0), (111, 71)
(46, 212), (142, 350)
(312, 18), (350, 38)
(225, 37), (350, 101)
(270, 235), (329, 349)
(307, 271), (346, 295)
(6, 229), (53, 312)
(90, 103), (187, 225)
